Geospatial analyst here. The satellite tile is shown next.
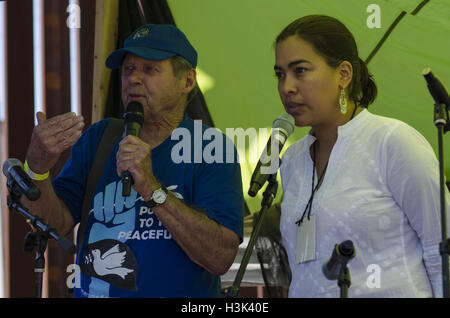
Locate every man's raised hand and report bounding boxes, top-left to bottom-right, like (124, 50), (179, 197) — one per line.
(26, 111), (84, 174)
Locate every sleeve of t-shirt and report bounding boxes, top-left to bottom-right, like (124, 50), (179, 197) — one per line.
(192, 133), (244, 243)
(52, 119), (111, 227)
(383, 121), (450, 298)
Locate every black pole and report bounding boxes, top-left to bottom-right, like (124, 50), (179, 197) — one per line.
(338, 265), (351, 298)
(434, 102), (449, 298)
(224, 173), (278, 298)
(32, 231), (47, 298)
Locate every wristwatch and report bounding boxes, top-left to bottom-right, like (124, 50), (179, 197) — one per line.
(144, 186), (169, 208)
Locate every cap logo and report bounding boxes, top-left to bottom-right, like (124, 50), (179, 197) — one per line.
(132, 27), (150, 40)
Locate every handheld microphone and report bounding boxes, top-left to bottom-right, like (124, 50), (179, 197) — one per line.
(2, 158), (41, 201)
(248, 113), (294, 197)
(122, 101), (144, 197)
(322, 240), (356, 280)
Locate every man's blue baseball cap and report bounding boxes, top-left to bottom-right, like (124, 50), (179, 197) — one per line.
(106, 24), (197, 69)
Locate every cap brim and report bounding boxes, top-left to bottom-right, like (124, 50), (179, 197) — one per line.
(105, 47), (176, 69)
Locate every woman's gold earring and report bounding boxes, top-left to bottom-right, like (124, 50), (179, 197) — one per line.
(339, 88), (347, 114)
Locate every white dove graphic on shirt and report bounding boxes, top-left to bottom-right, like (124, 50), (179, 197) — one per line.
(167, 185), (183, 200)
(90, 244), (134, 279)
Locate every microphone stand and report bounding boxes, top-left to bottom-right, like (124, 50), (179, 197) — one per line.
(323, 241), (355, 298)
(224, 172), (279, 298)
(6, 179), (76, 298)
(338, 264), (351, 298)
(434, 101), (450, 298)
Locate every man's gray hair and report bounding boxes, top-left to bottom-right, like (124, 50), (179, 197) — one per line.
(170, 55), (199, 105)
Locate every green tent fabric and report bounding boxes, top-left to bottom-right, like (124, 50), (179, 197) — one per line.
(167, 0), (450, 213)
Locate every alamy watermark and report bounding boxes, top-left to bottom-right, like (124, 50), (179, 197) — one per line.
(66, 3), (81, 29)
(366, 264), (382, 289)
(170, 120), (284, 175)
(367, 4), (381, 29)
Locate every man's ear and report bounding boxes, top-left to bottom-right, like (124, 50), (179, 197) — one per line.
(183, 69), (197, 94)
(338, 60), (353, 90)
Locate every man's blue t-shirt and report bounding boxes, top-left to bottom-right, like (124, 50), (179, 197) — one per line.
(53, 114), (244, 297)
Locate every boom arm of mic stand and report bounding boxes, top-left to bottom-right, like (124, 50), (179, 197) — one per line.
(225, 173), (279, 298)
(7, 194), (76, 254)
(6, 183), (76, 298)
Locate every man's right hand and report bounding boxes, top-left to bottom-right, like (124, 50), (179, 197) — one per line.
(26, 111), (84, 174)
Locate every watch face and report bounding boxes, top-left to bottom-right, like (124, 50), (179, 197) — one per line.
(153, 189), (167, 204)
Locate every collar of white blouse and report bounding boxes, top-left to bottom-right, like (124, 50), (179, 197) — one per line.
(306, 108), (369, 147)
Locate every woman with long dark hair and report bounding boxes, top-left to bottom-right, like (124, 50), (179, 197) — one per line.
(275, 15), (449, 297)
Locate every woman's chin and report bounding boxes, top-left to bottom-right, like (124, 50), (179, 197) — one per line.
(290, 115), (311, 127)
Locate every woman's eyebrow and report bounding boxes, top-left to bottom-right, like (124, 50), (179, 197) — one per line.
(274, 59), (311, 71)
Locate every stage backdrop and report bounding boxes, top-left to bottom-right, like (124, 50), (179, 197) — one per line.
(166, 0), (450, 213)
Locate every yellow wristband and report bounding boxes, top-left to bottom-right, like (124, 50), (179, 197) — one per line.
(24, 160), (49, 181)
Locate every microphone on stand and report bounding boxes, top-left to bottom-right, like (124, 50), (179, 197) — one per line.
(122, 101), (144, 197)
(322, 240), (356, 280)
(2, 158), (40, 201)
(423, 68), (450, 298)
(248, 113), (294, 197)
(422, 68), (450, 111)
(422, 68), (449, 130)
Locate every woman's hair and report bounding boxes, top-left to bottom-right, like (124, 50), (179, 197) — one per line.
(275, 15), (377, 108)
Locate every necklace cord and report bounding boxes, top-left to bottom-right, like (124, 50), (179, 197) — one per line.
(295, 104), (358, 226)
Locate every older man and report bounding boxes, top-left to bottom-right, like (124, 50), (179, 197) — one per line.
(23, 24), (244, 297)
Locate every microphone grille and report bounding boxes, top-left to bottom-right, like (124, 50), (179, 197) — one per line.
(273, 113), (295, 136)
(422, 68), (434, 83)
(2, 158), (22, 176)
(126, 101), (144, 113)
(339, 240), (355, 257)
(422, 67), (431, 76)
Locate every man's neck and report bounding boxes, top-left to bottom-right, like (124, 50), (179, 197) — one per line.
(139, 106), (185, 149)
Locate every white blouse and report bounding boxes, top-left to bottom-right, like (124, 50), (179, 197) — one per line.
(280, 109), (450, 298)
